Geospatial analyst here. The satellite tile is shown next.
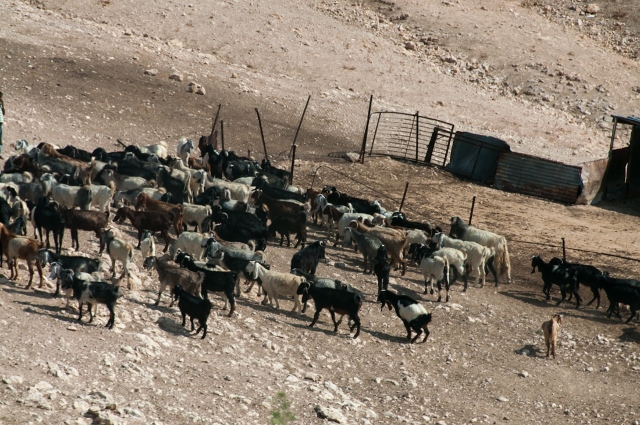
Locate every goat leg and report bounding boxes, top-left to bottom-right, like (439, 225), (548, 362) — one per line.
(309, 308), (322, 328)
(329, 310), (339, 332)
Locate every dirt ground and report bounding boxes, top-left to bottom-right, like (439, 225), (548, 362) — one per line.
(1, 0), (640, 424)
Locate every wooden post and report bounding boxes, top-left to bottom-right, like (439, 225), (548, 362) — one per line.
(290, 144), (297, 185)
(116, 138), (127, 149)
(398, 182), (410, 212)
(210, 104), (222, 138)
(562, 237), (566, 262)
(468, 195), (477, 225)
(359, 95), (374, 163)
(220, 120), (225, 151)
(415, 111), (420, 163)
(255, 108), (268, 160)
(290, 95), (311, 158)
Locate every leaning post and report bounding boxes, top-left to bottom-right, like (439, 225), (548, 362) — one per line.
(468, 195), (477, 225)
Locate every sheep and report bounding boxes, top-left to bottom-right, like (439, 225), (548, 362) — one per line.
(171, 284), (212, 339)
(449, 216), (511, 285)
(169, 232), (211, 261)
(378, 289), (432, 343)
(290, 240), (326, 275)
(420, 255), (450, 302)
(267, 211), (308, 248)
(59, 209), (109, 252)
(347, 220), (407, 276)
(182, 203), (212, 232)
(342, 227), (383, 274)
(433, 232), (490, 288)
(0, 223), (44, 289)
(40, 174), (93, 211)
(373, 245), (391, 295)
(135, 192), (184, 236)
(299, 282), (363, 338)
(177, 138), (196, 163)
(98, 168), (154, 192)
(541, 314), (563, 359)
(114, 206), (174, 252)
(140, 231), (156, 260)
(37, 249), (101, 297)
(531, 255), (581, 308)
(175, 252), (238, 316)
(245, 261), (305, 313)
(142, 254), (201, 306)
(100, 229), (133, 289)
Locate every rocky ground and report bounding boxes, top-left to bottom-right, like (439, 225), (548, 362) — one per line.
(1, 0), (640, 424)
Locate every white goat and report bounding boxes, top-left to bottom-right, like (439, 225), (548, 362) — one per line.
(419, 256), (450, 302)
(89, 183), (115, 213)
(100, 169), (154, 192)
(434, 232), (490, 288)
(335, 213), (374, 244)
(176, 138), (195, 163)
(169, 232), (211, 261)
(0, 172), (33, 184)
(427, 247), (467, 294)
(245, 261), (305, 313)
(100, 229), (133, 289)
(182, 203), (212, 232)
(140, 231), (156, 260)
(41, 174), (93, 210)
(449, 216), (512, 285)
(205, 177), (250, 203)
(137, 141), (169, 159)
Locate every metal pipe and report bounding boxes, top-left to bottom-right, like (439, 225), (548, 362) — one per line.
(290, 144), (297, 185)
(399, 182), (410, 212)
(359, 95), (373, 163)
(220, 120), (225, 151)
(290, 95), (311, 157)
(468, 195), (477, 225)
(255, 108), (268, 160)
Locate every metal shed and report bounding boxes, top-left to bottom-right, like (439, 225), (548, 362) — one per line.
(445, 132), (511, 184)
(494, 152), (583, 204)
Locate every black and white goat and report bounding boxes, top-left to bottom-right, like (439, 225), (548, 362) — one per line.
(61, 269), (122, 329)
(378, 289), (432, 343)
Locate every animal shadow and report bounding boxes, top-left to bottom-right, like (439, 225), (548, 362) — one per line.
(514, 344), (543, 358)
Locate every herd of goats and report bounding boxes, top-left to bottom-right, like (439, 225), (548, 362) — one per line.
(0, 136), (638, 346)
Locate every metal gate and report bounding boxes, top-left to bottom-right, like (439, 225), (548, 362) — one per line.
(363, 111), (455, 167)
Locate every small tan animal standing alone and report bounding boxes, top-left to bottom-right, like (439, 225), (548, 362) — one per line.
(541, 314), (563, 359)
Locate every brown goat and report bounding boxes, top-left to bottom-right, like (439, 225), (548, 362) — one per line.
(348, 220), (407, 276)
(0, 223), (44, 288)
(305, 188), (322, 224)
(114, 206), (174, 252)
(541, 314), (563, 359)
(135, 192), (184, 236)
(251, 190), (306, 220)
(59, 208), (109, 252)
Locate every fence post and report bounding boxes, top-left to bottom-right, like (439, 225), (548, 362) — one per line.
(424, 127), (439, 164)
(220, 120), (225, 151)
(398, 182), (409, 212)
(290, 95), (311, 158)
(468, 195), (477, 225)
(415, 111), (419, 163)
(210, 103), (222, 139)
(360, 95), (374, 163)
(290, 144), (297, 185)
(562, 237), (566, 262)
(255, 108), (268, 160)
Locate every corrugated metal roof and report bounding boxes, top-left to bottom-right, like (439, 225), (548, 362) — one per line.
(494, 152), (582, 204)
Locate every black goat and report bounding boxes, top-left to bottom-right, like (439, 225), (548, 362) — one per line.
(57, 145), (94, 162)
(597, 274), (640, 323)
(300, 283), (363, 338)
(33, 196), (65, 254)
(61, 270), (122, 329)
(390, 212), (441, 236)
(373, 245), (391, 295)
(378, 289), (432, 343)
(290, 240), (326, 275)
(549, 257), (607, 309)
(252, 178), (305, 202)
(531, 255), (581, 308)
(322, 186), (379, 215)
(175, 252), (238, 316)
(292, 268), (363, 313)
(156, 168), (189, 204)
(268, 211), (307, 248)
(172, 284), (213, 339)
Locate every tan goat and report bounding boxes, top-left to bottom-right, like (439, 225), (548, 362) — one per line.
(0, 223), (44, 288)
(348, 220), (407, 275)
(541, 314), (563, 359)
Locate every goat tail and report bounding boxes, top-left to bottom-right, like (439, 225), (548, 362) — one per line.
(494, 237), (511, 283)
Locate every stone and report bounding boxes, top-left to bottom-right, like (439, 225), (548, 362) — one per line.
(497, 396), (509, 402)
(334, 262), (347, 270)
(314, 404), (347, 423)
(144, 69), (158, 76)
(2, 375), (23, 385)
(404, 41), (417, 51)
(169, 73), (184, 82)
(585, 4), (600, 14)
(518, 371), (529, 378)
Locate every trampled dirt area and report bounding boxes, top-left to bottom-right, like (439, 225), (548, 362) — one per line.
(1, 0), (640, 424)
